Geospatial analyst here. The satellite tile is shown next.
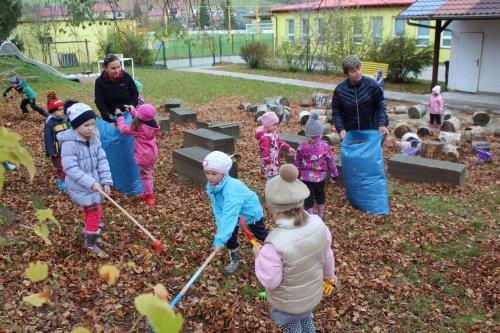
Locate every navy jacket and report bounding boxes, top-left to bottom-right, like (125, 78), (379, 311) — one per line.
(330, 76), (388, 132)
(94, 70), (139, 123)
(44, 116), (69, 157)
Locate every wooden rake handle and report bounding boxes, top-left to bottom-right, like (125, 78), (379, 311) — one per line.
(97, 188), (157, 243)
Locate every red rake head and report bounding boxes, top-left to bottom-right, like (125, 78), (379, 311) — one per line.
(152, 240), (164, 254)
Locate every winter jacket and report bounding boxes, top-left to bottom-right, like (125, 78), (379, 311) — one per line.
(331, 76), (388, 132)
(44, 116), (69, 157)
(426, 94), (444, 115)
(258, 131), (291, 179)
(3, 81), (36, 100)
(206, 175), (264, 248)
(294, 137), (338, 183)
(116, 107), (159, 167)
(58, 129), (113, 207)
(94, 70), (139, 123)
(255, 214), (335, 314)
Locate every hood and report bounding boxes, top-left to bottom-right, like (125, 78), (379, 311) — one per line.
(57, 128), (97, 144)
(255, 126), (265, 140)
(140, 123), (160, 139)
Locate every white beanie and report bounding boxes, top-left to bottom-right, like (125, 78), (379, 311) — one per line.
(203, 151), (233, 174)
(432, 85), (441, 94)
(67, 103), (96, 129)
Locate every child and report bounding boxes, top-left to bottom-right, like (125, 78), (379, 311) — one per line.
(258, 112), (295, 180)
(115, 104), (159, 206)
(427, 85), (444, 131)
(3, 76), (48, 118)
(255, 164), (336, 333)
(294, 112), (338, 218)
(374, 69), (384, 91)
(57, 103), (113, 255)
(44, 92), (69, 191)
(203, 151), (268, 274)
(135, 80), (145, 107)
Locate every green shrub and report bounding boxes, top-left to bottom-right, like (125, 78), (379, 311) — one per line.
(275, 41), (307, 72)
(371, 36), (433, 82)
(98, 23), (152, 66)
(240, 42), (270, 69)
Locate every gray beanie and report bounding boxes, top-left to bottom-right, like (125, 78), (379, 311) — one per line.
(304, 111), (324, 137)
(265, 164), (310, 213)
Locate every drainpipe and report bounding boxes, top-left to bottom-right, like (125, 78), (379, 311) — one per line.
(271, 13), (277, 53)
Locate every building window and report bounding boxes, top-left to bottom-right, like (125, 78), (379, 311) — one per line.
(287, 19), (295, 41)
(352, 17), (363, 44)
(301, 18), (309, 43)
(416, 20), (430, 46)
(371, 16), (383, 44)
(317, 18), (326, 43)
(441, 29), (452, 48)
(393, 18), (405, 37)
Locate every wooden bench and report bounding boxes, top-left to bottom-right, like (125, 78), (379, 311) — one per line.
(156, 115), (170, 132)
(279, 133), (306, 149)
(388, 154), (466, 186)
(183, 128), (235, 154)
(172, 147), (237, 187)
(165, 99), (181, 113)
(362, 61), (389, 78)
(208, 123), (240, 139)
(170, 107), (197, 123)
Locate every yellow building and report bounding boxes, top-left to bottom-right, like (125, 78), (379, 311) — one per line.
(270, 0), (451, 63)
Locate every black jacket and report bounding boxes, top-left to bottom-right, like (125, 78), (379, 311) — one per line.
(44, 116), (69, 156)
(94, 71), (139, 122)
(330, 76), (388, 132)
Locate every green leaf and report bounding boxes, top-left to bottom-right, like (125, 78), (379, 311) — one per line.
(22, 291), (49, 307)
(25, 261), (49, 282)
(0, 127), (35, 189)
(33, 222), (51, 245)
(35, 208), (61, 232)
(134, 294), (183, 333)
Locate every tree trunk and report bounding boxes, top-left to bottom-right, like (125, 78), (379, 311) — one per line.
(299, 111), (310, 125)
(469, 126), (487, 140)
(417, 126), (433, 138)
(443, 110), (453, 121)
(441, 117), (461, 132)
(265, 96), (289, 107)
(442, 144), (460, 162)
(439, 131), (461, 145)
(300, 98), (313, 107)
(407, 104), (427, 119)
(394, 105), (407, 114)
(472, 111), (490, 127)
(254, 104), (269, 121)
(323, 133), (340, 145)
(420, 140), (444, 159)
(394, 123), (411, 139)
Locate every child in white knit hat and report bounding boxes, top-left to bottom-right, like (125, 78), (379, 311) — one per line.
(255, 164), (336, 333)
(294, 112), (338, 218)
(203, 151), (269, 274)
(426, 85), (444, 132)
(57, 103), (113, 256)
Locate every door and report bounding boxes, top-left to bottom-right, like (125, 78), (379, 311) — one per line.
(455, 32), (483, 93)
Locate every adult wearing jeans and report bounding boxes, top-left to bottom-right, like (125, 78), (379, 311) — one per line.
(330, 55), (389, 140)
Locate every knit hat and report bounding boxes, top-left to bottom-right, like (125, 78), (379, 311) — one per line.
(203, 151), (233, 174)
(432, 85), (441, 94)
(9, 76), (20, 84)
(135, 80), (143, 92)
(67, 103), (96, 129)
(137, 103), (156, 121)
(265, 164), (310, 213)
(261, 111), (279, 127)
(46, 92), (64, 113)
(305, 111), (324, 137)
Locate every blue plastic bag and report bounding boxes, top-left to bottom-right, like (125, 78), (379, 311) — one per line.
(340, 130), (389, 215)
(96, 112), (143, 195)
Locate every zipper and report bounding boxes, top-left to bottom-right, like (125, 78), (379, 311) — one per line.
(355, 86), (360, 130)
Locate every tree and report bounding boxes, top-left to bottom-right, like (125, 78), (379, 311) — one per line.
(0, 0), (22, 42)
(371, 36), (433, 82)
(222, 0), (236, 30)
(199, 0), (211, 29)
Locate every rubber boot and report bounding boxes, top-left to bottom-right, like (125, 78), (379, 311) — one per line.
(225, 247), (240, 274)
(145, 193), (155, 207)
(56, 178), (66, 192)
(96, 226), (111, 248)
(84, 230), (107, 256)
(317, 204), (325, 218)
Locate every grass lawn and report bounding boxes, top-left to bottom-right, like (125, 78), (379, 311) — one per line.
(214, 64), (446, 94)
(0, 56), (498, 332)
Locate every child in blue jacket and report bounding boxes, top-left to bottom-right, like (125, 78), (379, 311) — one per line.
(203, 151), (268, 274)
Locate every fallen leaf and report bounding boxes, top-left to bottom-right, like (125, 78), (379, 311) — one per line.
(22, 291), (49, 307)
(70, 327), (91, 333)
(153, 283), (170, 302)
(99, 264), (120, 286)
(33, 222), (51, 245)
(25, 261), (49, 282)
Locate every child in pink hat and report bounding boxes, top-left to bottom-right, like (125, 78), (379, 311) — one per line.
(426, 85), (444, 132)
(116, 103), (160, 206)
(257, 112), (295, 180)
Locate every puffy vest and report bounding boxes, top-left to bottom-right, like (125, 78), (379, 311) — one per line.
(265, 215), (328, 314)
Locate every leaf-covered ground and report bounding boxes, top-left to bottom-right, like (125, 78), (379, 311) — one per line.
(0, 64), (499, 332)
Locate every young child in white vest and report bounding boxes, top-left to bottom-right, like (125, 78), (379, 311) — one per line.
(254, 164), (336, 333)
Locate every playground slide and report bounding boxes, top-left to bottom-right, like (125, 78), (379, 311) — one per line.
(0, 41), (81, 82)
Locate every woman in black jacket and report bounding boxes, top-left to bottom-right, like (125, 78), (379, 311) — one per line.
(94, 54), (139, 123)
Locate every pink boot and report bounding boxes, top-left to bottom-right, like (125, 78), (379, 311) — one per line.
(317, 204), (325, 218)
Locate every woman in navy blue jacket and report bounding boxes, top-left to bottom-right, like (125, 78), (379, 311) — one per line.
(330, 55), (389, 140)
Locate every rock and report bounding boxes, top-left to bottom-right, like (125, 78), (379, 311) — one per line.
(300, 98), (313, 107)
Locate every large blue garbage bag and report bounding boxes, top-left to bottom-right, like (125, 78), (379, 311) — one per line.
(96, 112), (143, 195)
(340, 130), (389, 215)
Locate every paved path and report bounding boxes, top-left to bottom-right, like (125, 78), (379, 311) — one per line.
(176, 66), (500, 112)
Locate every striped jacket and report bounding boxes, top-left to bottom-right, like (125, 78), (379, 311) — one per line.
(330, 76), (388, 132)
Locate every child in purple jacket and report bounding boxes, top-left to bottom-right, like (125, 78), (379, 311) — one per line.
(294, 112), (338, 218)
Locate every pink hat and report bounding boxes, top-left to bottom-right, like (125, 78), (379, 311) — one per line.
(261, 111), (279, 127)
(137, 103), (156, 121)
